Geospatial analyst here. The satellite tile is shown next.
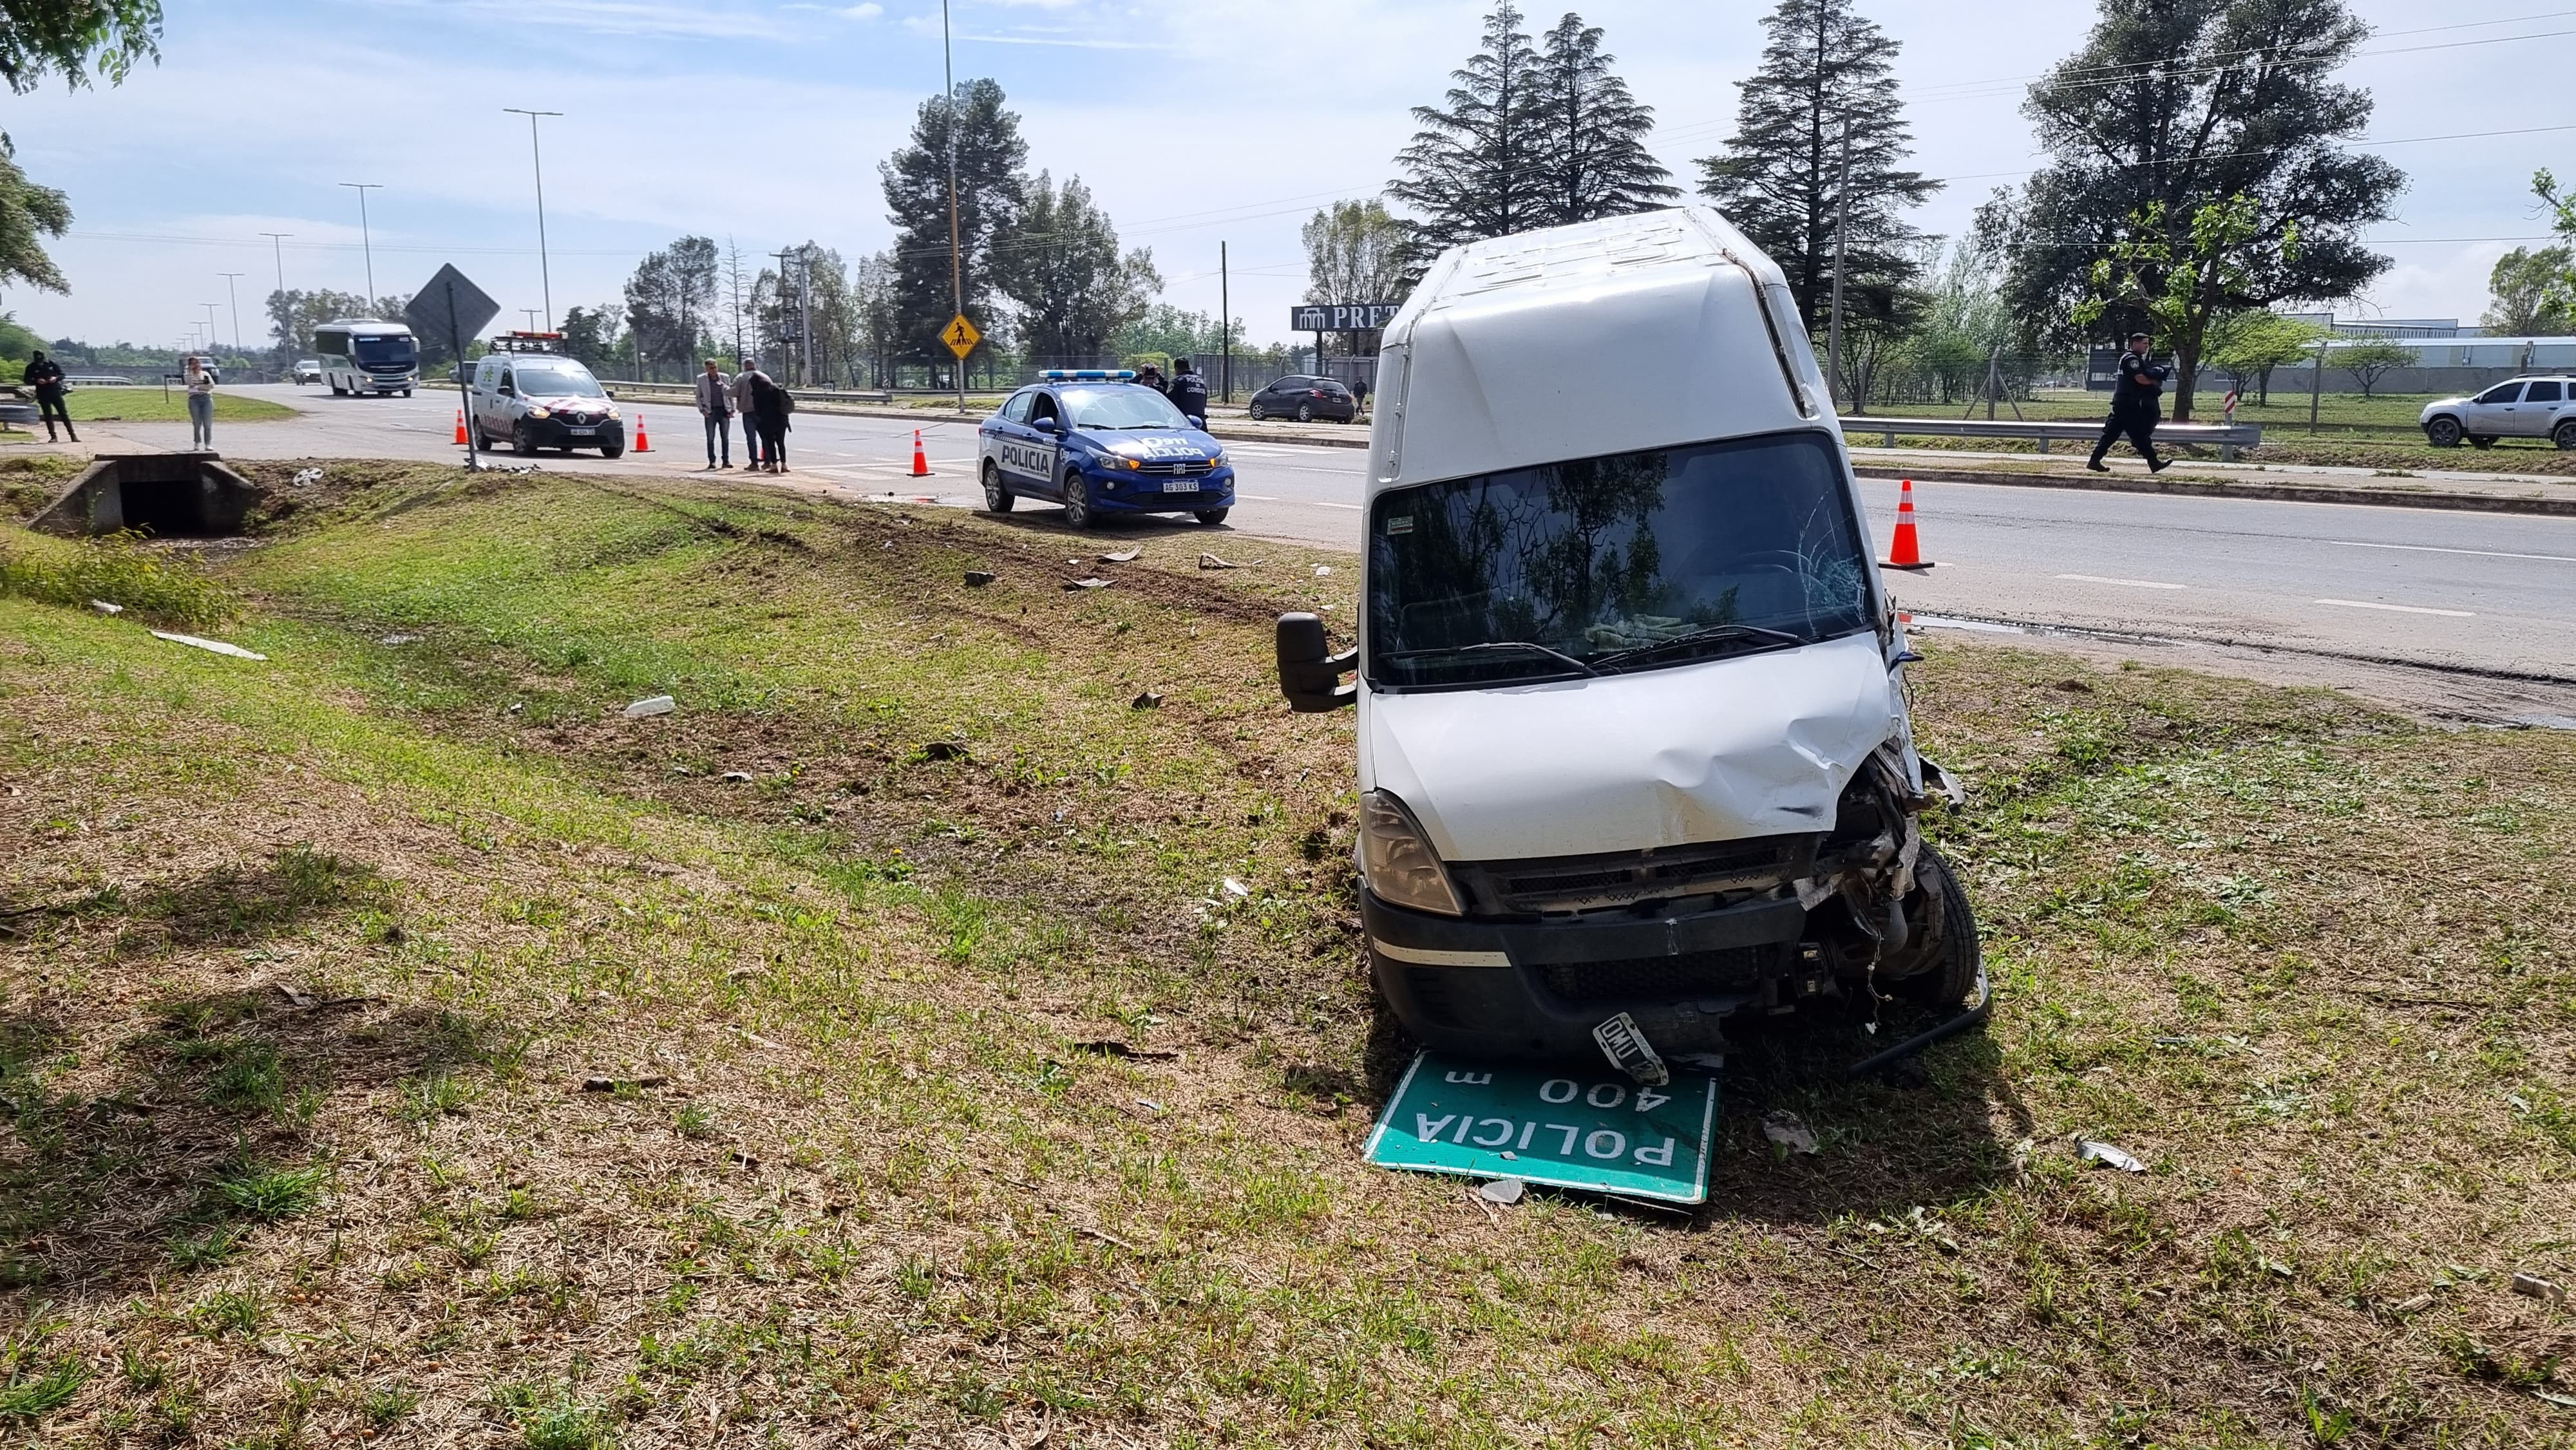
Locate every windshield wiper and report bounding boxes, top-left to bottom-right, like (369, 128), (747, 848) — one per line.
(1590, 623), (1806, 669)
(1385, 641), (1602, 679)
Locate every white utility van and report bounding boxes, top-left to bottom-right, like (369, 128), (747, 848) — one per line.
(1277, 205), (1982, 1066)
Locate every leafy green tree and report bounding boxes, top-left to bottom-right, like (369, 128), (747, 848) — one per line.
(1696, 0), (1935, 334)
(1390, 5), (1549, 255)
(1531, 14), (1674, 225)
(2480, 245), (2573, 337)
(0, 1), (161, 292)
(1110, 304), (1239, 373)
(557, 305), (621, 370)
(2532, 169), (2576, 326)
(880, 79), (1028, 366)
(2000, 0), (2403, 419)
(996, 173), (1159, 366)
(2337, 336), (2414, 399)
(623, 236), (718, 374)
(2201, 308), (2322, 404)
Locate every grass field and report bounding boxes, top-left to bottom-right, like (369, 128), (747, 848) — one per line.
(1, 462), (2571, 1447)
(50, 390), (298, 424)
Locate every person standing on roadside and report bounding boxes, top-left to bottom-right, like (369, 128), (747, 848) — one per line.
(695, 359), (734, 470)
(732, 361), (767, 471)
(748, 368), (791, 473)
(2087, 330), (2171, 473)
(1350, 370), (1370, 419)
(183, 354), (216, 450)
(24, 350), (74, 442)
(1133, 362), (1166, 397)
(1167, 356), (1209, 428)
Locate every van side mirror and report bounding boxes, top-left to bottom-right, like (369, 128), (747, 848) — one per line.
(1277, 612), (1358, 713)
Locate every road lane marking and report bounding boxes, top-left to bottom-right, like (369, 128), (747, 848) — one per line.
(2055, 572), (2184, 590)
(2314, 598), (2475, 617)
(2329, 540), (2576, 564)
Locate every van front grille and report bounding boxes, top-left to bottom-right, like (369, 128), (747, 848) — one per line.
(1454, 834), (1817, 916)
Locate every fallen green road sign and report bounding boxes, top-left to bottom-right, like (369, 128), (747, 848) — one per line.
(1363, 1051), (1719, 1205)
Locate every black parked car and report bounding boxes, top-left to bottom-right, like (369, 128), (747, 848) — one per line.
(1246, 375), (1359, 423)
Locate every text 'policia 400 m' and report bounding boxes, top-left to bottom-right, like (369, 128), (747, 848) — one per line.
(1279, 205), (1984, 1068)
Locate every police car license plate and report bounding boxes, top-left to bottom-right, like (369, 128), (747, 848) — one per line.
(568, 427), (596, 436)
(1160, 478), (1197, 493)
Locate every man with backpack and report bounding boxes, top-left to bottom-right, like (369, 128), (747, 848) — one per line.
(746, 367), (792, 473)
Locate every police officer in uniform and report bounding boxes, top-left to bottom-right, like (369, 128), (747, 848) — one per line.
(2088, 330), (2170, 473)
(1167, 356), (1209, 427)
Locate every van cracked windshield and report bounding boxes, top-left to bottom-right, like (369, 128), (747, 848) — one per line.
(1367, 430), (1870, 690)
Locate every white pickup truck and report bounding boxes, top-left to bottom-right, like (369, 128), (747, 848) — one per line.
(1276, 205), (1981, 1066)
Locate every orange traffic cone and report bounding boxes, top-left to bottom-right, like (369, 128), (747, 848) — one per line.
(633, 411), (652, 453)
(910, 429), (929, 477)
(1882, 478), (1933, 570)
(453, 408), (468, 444)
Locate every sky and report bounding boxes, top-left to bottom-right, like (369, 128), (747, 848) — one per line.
(4, 0), (2567, 355)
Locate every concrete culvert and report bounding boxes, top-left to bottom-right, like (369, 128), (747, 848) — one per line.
(30, 453), (264, 538)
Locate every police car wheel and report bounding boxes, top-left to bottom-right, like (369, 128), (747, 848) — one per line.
(1296, 402), (1315, 422)
(981, 459), (1014, 513)
(1194, 507), (1229, 526)
(1061, 471), (1095, 529)
(1245, 402), (1266, 421)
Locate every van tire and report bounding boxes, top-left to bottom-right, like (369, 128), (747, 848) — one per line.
(1889, 843), (1982, 1011)
(599, 440), (624, 460)
(513, 422), (537, 455)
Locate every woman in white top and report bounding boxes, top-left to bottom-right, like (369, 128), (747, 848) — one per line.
(184, 355), (215, 449)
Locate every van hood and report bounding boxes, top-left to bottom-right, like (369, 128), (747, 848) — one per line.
(1361, 630), (1900, 861)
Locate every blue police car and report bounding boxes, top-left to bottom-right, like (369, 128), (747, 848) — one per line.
(978, 370), (1235, 528)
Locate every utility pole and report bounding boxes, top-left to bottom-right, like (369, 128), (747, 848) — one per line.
(258, 232), (290, 296)
(1824, 122), (1852, 412)
(942, 0), (965, 411)
(2308, 334), (2328, 433)
(340, 183), (383, 305)
(503, 109), (563, 331)
(522, 309), (542, 332)
(1220, 241), (1231, 404)
(218, 273), (245, 353)
(799, 245), (814, 388)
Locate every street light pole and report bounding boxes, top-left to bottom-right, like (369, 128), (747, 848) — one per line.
(340, 182), (383, 304)
(942, 0), (965, 411)
(503, 108), (563, 332)
(258, 233), (290, 355)
(218, 273), (245, 353)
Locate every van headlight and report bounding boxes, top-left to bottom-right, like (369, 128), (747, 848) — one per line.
(1361, 790), (1462, 916)
(526, 406), (551, 420)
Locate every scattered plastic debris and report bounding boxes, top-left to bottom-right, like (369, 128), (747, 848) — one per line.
(1477, 1178), (1526, 1205)
(291, 467), (324, 487)
(1314, 565), (1333, 577)
(1072, 1040), (1179, 1060)
(623, 695), (676, 718)
(582, 1073), (672, 1092)
(1131, 690), (1162, 710)
(378, 633), (422, 645)
(2075, 1138), (2145, 1172)
(276, 984), (317, 1009)
(719, 771), (755, 783)
(1099, 548), (1140, 563)
(963, 569), (996, 587)
(1222, 878), (1251, 898)
(1197, 552), (1236, 570)
(1761, 1109), (1819, 1156)
(922, 740), (967, 762)
(1134, 1098), (1165, 1115)
(1673, 1052), (1727, 1072)
(1065, 577), (1111, 590)
(2512, 1272), (2566, 1304)
(88, 599), (122, 615)
(151, 631), (266, 661)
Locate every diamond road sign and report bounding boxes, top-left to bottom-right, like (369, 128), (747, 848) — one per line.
(1363, 1051), (1718, 1205)
(403, 264), (500, 347)
(941, 313), (980, 359)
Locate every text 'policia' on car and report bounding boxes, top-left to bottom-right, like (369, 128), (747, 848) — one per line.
(1276, 205), (1984, 1077)
(978, 370), (1237, 527)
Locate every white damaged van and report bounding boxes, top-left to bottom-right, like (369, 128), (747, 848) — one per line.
(1277, 206), (1982, 1065)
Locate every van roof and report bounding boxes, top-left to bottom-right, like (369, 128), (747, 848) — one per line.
(1367, 206), (1828, 497)
(317, 319), (411, 332)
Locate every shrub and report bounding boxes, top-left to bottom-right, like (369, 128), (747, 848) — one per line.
(0, 529), (234, 628)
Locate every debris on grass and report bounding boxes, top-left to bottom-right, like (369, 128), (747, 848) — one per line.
(963, 569), (996, 587)
(150, 630), (266, 661)
(622, 694), (676, 718)
(88, 598), (122, 615)
(1065, 577), (1111, 591)
(1132, 690), (1162, 710)
(1477, 1178), (1527, 1205)
(719, 771), (754, 783)
(921, 740), (967, 762)
(378, 632), (421, 645)
(1197, 552), (1236, 569)
(1761, 1109), (1820, 1156)
(2076, 1138), (2146, 1172)
(1313, 565), (1332, 577)
(292, 467), (324, 487)
(1072, 1040), (1179, 1060)
(1222, 878), (1251, 898)
(2511, 1272), (2565, 1304)
(1100, 548), (1141, 563)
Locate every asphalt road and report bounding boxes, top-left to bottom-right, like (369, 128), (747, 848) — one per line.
(98, 385), (2576, 699)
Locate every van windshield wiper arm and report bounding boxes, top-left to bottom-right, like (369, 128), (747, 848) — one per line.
(1591, 623), (1806, 668)
(1385, 641), (1603, 678)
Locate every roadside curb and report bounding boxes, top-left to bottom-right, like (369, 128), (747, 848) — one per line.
(1851, 463), (2576, 518)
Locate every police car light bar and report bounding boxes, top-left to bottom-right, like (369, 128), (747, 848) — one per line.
(1037, 369), (1136, 381)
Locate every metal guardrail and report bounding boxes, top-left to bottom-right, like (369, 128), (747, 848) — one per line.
(1841, 415), (2264, 460)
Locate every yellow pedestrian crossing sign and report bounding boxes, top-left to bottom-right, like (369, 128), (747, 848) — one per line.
(942, 314), (980, 359)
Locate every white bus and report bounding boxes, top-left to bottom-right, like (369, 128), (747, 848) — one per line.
(313, 319), (418, 397)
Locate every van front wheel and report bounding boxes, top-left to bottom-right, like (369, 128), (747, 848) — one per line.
(1888, 843), (1983, 1012)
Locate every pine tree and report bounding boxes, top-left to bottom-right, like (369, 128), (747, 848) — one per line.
(1533, 14), (1675, 225)
(879, 79), (1028, 368)
(1696, 0), (1935, 334)
(996, 173), (1159, 366)
(1389, 5), (1549, 252)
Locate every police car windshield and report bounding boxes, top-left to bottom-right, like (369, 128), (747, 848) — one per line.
(1365, 430), (1873, 690)
(1061, 386), (1187, 430)
(511, 361), (605, 397)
